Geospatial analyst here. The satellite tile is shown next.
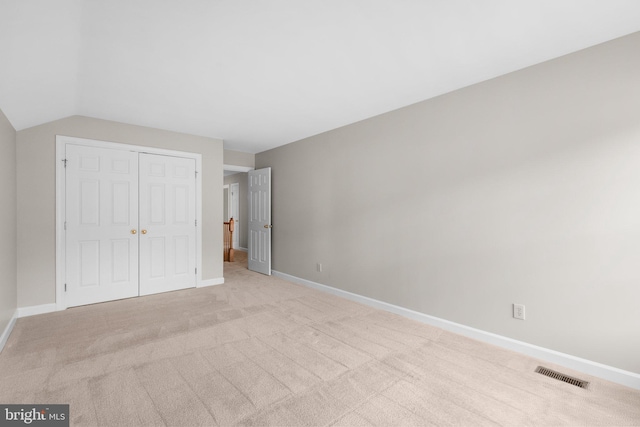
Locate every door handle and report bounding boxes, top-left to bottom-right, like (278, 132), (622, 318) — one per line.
(141, 229), (148, 234)
(131, 230), (137, 235)
(263, 224), (272, 228)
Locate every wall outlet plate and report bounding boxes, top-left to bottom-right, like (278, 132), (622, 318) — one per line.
(513, 304), (525, 320)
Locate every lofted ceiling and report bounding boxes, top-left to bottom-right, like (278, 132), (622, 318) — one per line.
(1, 1), (640, 154)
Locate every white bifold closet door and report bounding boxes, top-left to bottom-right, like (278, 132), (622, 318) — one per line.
(65, 145), (140, 307)
(65, 145), (196, 307)
(138, 153), (196, 296)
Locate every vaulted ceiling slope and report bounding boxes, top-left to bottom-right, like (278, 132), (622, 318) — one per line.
(1, 1), (640, 153)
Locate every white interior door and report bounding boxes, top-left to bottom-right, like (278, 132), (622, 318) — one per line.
(139, 153), (197, 296)
(248, 167), (271, 275)
(65, 144), (139, 307)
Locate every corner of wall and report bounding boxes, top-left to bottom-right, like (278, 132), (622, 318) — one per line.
(0, 309), (18, 354)
(0, 107), (18, 348)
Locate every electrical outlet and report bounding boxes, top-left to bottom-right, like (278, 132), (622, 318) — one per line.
(317, 263), (322, 272)
(513, 304), (525, 320)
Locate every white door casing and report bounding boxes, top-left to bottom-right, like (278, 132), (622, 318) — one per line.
(223, 185), (229, 221)
(65, 144), (140, 307)
(56, 136), (202, 309)
(230, 182), (240, 249)
(248, 167), (271, 275)
(139, 153), (197, 296)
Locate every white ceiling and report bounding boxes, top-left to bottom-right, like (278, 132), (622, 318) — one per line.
(1, 1), (640, 154)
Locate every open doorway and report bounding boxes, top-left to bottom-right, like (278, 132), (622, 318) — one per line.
(223, 166), (250, 273)
(223, 181), (240, 250)
(223, 172), (248, 251)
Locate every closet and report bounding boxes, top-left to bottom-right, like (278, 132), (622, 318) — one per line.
(59, 139), (198, 308)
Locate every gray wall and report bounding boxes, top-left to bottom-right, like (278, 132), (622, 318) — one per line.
(17, 116), (224, 308)
(224, 149), (255, 168)
(224, 172), (248, 249)
(0, 108), (17, 338)
(256, 32), (640, 374)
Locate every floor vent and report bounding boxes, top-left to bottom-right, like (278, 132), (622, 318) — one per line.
(535, 366), (589, 389)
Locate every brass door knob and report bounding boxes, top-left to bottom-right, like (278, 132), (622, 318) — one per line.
(131, 230), (137, 234)
(263, 224), (272, 228)
(141, 229), (148, 234)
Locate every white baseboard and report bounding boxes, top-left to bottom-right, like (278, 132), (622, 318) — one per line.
(197, 277), (224, 288)
(17, 303), (57, 318)
(0, 309), (18, 353)
(273, 270), (640, 391)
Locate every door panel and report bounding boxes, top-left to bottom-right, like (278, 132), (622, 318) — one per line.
(65, 145), (139, 307)
(139, 154), (196, 296)
(174, 236), (189, 274)
(149, 237), (166, 278)
(112, 182), (131, 224)
(174, 186), (188, 223)
(111, 239), (131, 283)
(78, 240), (99, 287)
(248, 167), (271, 275)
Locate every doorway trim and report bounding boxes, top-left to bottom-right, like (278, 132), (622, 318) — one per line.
(55, 135), (203, 311)
(223, 164), (253, 174)
(229, 182), (240, 249)
(223, 184), (230, 221)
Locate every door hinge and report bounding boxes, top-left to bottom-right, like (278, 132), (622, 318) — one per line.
(195, 171), (198, 179)
(62, 159), (68, 168)
(195, 268), (197, 275)
(64, 221), (67, 231)
(195, 219), (197, 227)
(64, 283), (67, 292)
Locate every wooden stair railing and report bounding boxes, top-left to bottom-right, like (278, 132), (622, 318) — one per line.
(223, 217), (235, 262)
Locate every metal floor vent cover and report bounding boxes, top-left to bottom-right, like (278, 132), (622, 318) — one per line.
(535, 366), (589, 389)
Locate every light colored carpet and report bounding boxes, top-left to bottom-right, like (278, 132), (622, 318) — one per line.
(1, 252), (639, 426)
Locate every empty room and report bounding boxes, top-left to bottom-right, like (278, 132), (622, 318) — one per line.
(1, 1), (640, 426)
